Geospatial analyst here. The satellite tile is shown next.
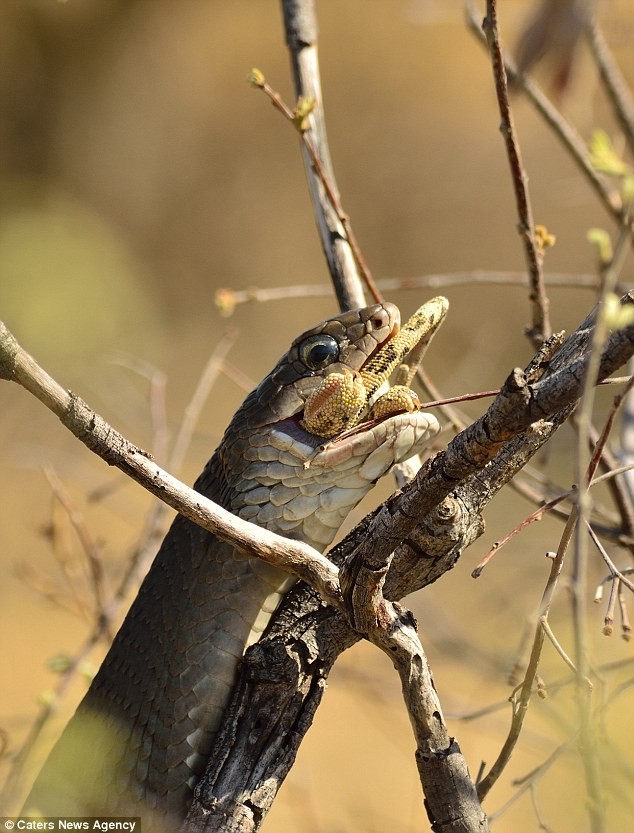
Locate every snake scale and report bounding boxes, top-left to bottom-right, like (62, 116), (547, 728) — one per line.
(23, 299), (447, 827)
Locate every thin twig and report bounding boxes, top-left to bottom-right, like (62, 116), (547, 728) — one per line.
(586, 522), (634, 594)
(168, 328), (240, 476)
(482, 0), (551, 347)
(421, 388), (499, 409)
(414, 365), (467, 433)
(39, 489), (93, 620)
(618, 582), (632, 640)
(109, 354), (170, 464)
(250, 71), (380, 305)
(465, 1), (632, 241)
(486, 743), (566, 825)
(14, 562), (86, 619)
(599, 575), (619, 635)
(477, 508), (576, 800)
(591, 462), (634, 486)
(453, 656), (634, 723)
(529, 781), (553, 833)
(539, 615), (580, 677)
(215, 270), (601, 313)
(581, 377), (634, 560)
(279, 1), (370, 310)
(472, 490), (573, 578)
(585, 21), (634, 157)
(42, 466), (109, 634)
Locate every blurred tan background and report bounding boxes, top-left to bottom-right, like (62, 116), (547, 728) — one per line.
(1, 0), (633, 830)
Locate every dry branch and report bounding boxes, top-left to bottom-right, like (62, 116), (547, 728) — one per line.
(280, 0), (368, 310)
(482, 0), (551, 347)
(6, 4), (634, 831)
(0, 321), (342, 611)
(465, 1), (633, 241)
(183, 295), (634, 831)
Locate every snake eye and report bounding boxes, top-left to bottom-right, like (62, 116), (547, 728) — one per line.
(298, 334), (340, 370)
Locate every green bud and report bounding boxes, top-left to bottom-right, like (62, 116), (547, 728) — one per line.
(215, 288), (237, 317)
(247, 68), (266, 88)
(602, 292), (634, 330)
(589, 129), (630, 177)
(37, 689), (56, 707)
(293, 96), (317, 131)
(79, 661), (97, 682)
(534, 224), (556, 254)
(47, 653), (73, 674)
(587, 228), (613, 266)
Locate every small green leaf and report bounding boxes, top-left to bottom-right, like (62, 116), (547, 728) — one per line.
(603, 292), (634, 330)
(589, 129), (630, 177)
(587, 228), (613, 266)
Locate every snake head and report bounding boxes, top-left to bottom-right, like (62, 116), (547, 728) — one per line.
(236, 303), (402, 439)
(296, 297), (448, 439)
(241, 298), (446, 448)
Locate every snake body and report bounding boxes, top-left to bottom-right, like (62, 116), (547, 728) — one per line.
(23, 301), (445, 825)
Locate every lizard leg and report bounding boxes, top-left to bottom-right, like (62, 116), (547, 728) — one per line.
(301, 370), (367, 438)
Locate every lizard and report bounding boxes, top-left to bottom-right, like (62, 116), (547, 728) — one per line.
(22, 297), (448, 827)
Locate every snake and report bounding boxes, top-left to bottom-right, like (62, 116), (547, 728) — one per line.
(23, 298), (448, 826)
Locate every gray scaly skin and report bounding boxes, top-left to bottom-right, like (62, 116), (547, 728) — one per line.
(23, 302), (444, 827)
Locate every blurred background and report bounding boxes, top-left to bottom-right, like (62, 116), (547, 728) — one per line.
(1, 0), (633, 830)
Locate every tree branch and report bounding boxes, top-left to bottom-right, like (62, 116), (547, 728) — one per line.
(280, 0), (369, 310)
(0, 321), (342, 612)
(183, 294), (634, 831)
(9, 292), (633, 831)
(482, 0), (551, 347)
(465, 1), (633, 242)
